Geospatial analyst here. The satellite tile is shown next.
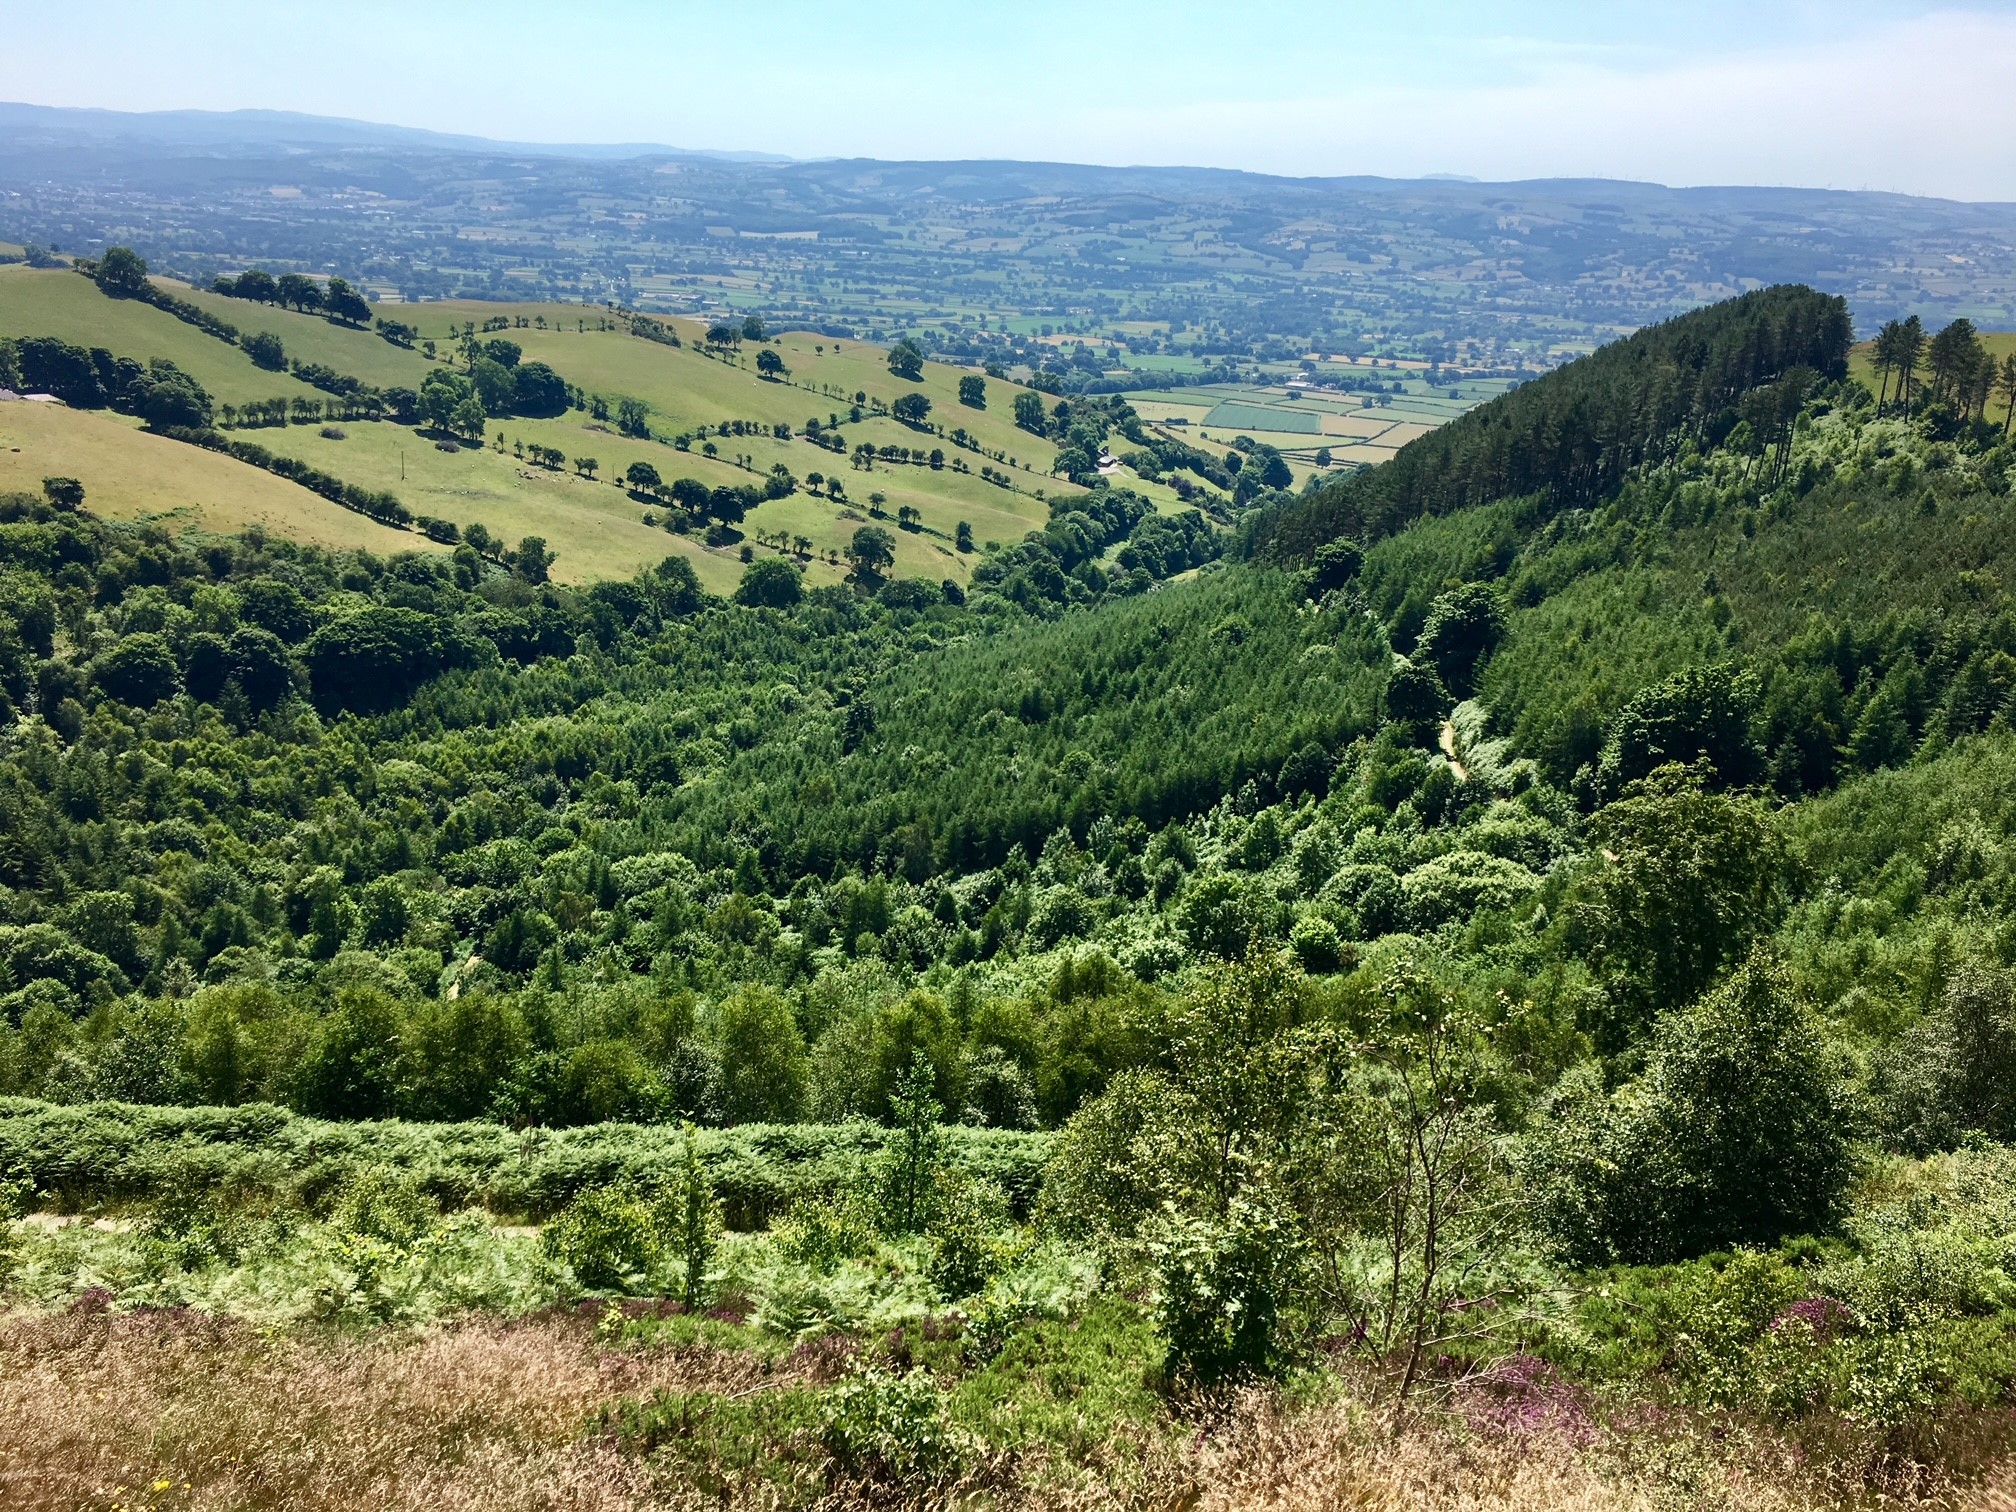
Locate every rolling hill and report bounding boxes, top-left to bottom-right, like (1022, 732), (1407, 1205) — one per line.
(0, 266), (1103, 587)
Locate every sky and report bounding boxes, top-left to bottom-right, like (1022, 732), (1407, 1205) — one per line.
(5, 1), (2016, 199)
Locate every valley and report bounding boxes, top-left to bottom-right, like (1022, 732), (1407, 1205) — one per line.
(7, 80), (2016, 1512)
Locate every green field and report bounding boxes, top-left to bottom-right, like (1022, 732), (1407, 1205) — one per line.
(0, 274), (1106, 587)
(1201, 400), (1321, 433)
(0, 401), (438, 553)
(167, 279), (438, 390)
(0, 267), (323, 406)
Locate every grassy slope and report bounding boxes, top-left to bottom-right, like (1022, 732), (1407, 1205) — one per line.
(164, 280), (438, 390)
(258, 421), (736, 590)
(0, 267), (322, 406)
(0, 401), (436, 553)
(1, 278), (1187, 586)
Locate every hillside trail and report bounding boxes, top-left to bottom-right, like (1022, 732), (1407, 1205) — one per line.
(1438, 719), (1469, 781)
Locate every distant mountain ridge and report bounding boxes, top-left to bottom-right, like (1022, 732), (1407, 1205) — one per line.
(7, 100), (2016, 209)
(0, 101), (794, 164)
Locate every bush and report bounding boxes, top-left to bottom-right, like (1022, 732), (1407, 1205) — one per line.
(774, 1190), (879, 1272)
(655, 1129), (722, 1311)
(872, 1052), (946, 1235)
(1289, 913), (1346, 973)
(0, 1096), (1052, 1228)
(1879, 962), (2016, 1153)
(331, 1164), (436, 1245)
(1038, 1069), (1200, 1243)
(0, 1176), (31, 1283)
(1400, 850), (1541, 930)
(925, 1173), (1014, 1300)
(820, 1365), (964, 1486)
(1141, 1188), (1302, 1387)
(1531, 953), (1857, 1264)
(543, 1186), (660, 1291)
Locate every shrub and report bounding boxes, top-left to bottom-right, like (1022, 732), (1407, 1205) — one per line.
(1879, 962), (2016, 1153)
(544, 1185), (658, 1291)
(1400, 850), (1541, 930)
(1140, 1188), (1302, 1387)
(872, 1052), (946, 1235)
(925, 1173), (1014, 1300)
(774, 1189), (879, 1272)
(330, 1164), (436, 1245)
(1038, 1069), (1200, 1243)
(1289, 913), (1346, 973)
(0, 1176), (30, 1283)
(654, 1128), (722, 1311)
(820, 1365), (963, 1486)
(1530, 953), (1857, 1264)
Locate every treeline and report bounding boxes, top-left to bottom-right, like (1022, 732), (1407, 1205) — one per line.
(0, 336), (212, 429)
(1243, 283), (1853, 561)
(74, 247), (249, 344)
(1868, 313), (2016, 428)
(208, 264), (374, 325)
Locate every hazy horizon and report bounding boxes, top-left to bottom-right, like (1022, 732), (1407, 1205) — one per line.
(7, 2), (2016, 200)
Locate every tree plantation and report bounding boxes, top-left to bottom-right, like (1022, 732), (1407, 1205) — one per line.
(10, 279), (2016, 1508)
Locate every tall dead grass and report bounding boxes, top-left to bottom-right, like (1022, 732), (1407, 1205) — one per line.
(3, 1305), (2008, 1511)
(0, 1304), (747, 1511)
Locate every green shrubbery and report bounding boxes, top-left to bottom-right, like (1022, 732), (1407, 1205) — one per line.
(0, 1096), (1048, 1224)
(1530, 953), (1857, 1265)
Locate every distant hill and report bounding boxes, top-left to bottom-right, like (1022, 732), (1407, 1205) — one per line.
(4, 100), (2014, 375)
(0, 101), (791, 163)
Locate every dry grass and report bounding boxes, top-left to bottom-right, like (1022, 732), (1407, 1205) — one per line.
(5, 1306), (2008, 1512)
(0, 1305), (756, 1511)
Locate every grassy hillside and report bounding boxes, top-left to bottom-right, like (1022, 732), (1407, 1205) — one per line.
(1, 271), (1125, 586)
(166, 278), (437, 390)
(0, 400), (432, 552)
(0, 266), (322, 406)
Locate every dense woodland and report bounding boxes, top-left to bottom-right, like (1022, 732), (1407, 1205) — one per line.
(11, 282), (2016, 1504)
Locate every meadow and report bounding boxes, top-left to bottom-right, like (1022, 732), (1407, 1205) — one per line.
(0, 401), (431, 553)
(0, 270), (1149, 586)
(0, 267), (322, 407)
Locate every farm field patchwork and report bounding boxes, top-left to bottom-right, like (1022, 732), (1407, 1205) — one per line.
(1, 274), (1114, 588)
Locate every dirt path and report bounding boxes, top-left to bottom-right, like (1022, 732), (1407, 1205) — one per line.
(1438, 719), (1469, 781)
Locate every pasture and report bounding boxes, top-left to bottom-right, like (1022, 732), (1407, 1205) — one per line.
(166, 279), (438, 391)
(0, 267), (322, 406)
(1123, 372), (1516, 485)
(2, 274), (1105, 587)
(0, 401), (437, 553)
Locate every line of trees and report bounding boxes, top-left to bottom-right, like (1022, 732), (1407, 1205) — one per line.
(1869, 315), (2016, 433)
(212, 266), (374, 326)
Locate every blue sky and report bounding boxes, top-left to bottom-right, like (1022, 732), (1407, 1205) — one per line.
(6, 2), (2016, 197)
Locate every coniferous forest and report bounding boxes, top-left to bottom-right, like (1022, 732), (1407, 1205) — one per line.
(12, 279), (2016, 1507)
